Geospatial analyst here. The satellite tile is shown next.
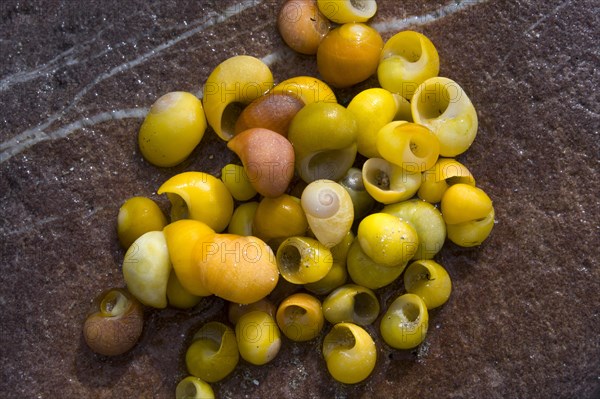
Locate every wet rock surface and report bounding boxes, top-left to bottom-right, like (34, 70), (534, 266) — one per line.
(1, 1), (598, 398)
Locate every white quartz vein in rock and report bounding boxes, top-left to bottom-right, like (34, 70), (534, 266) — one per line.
(0, 108), (148, 163)
(371, 0), (488, 32)
(0, 0), (262, 163)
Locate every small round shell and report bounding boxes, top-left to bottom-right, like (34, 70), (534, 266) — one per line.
(376, 122), (440, 172)
(202, 55), (273, 141)
(322, 322), (376, 384)
(378, 30), (440, 100)
(236, 311), (282, 365)
(362, 158), (421, 204)
(418, 157), (476, 203)
(175, 377), (215, 399)
(301, 179), (354, 247)
(404, 260), (452, 309)
(276, 236), (333, 284)
(157, 171), (233, 233)
(347, 88), (399, 158)
(346, 238), (406, 290)
(276, 293), (324, 341)
(288, 102), (358, 183)
(186, 322), (239, 382)
(227, 128), (295, 198)
(83, 288), (144, 356)
(317, 0), (377, 24)
(380, 293), (429, 349)
(322, 284), (380, 326)
(381, 199), (446, 260)
(411, 77), (478, 157)
(122, 231), (171, 309)
(194, 234), (279, 304)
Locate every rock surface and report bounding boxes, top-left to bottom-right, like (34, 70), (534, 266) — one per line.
(1, 1), (598, 398)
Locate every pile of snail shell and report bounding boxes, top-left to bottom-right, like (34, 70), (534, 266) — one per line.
(83, 0), (495, 396)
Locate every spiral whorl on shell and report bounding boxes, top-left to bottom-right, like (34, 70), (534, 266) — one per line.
(301, 180), (353, 248)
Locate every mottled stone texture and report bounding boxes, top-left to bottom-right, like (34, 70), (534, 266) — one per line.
(1, 0), (598, 398)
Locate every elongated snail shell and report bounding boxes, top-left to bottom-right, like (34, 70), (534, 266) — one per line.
(301, 180), (354, 247)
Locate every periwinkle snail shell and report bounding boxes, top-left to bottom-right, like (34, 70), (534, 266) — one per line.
(347, 88), (399, 158)
(202, 55), (273, 141)
(380, 293), (429, 350)
(411, 76), (478, 157)
(382, 199), (446, 260)
(322, 322), (377, 384)
(287, 101), (358, 183)
(322, 284), (380, 326)
(418, 157), (475, 204)
(83, 288), (144, 356)
(185, 322), (239, 383)
(301, 180), (354, 247)
(234, 92), (304, 137)
(194, 234), (279, 304)
(163, 219), (215, 297)
(227, 128), (295, 198)
(122, 230), (171, 309)
(377, 30), (440, 100)
(157, 171), (233, 233)
(338, 167), (375, 220)
(362, 157), (421, 204)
